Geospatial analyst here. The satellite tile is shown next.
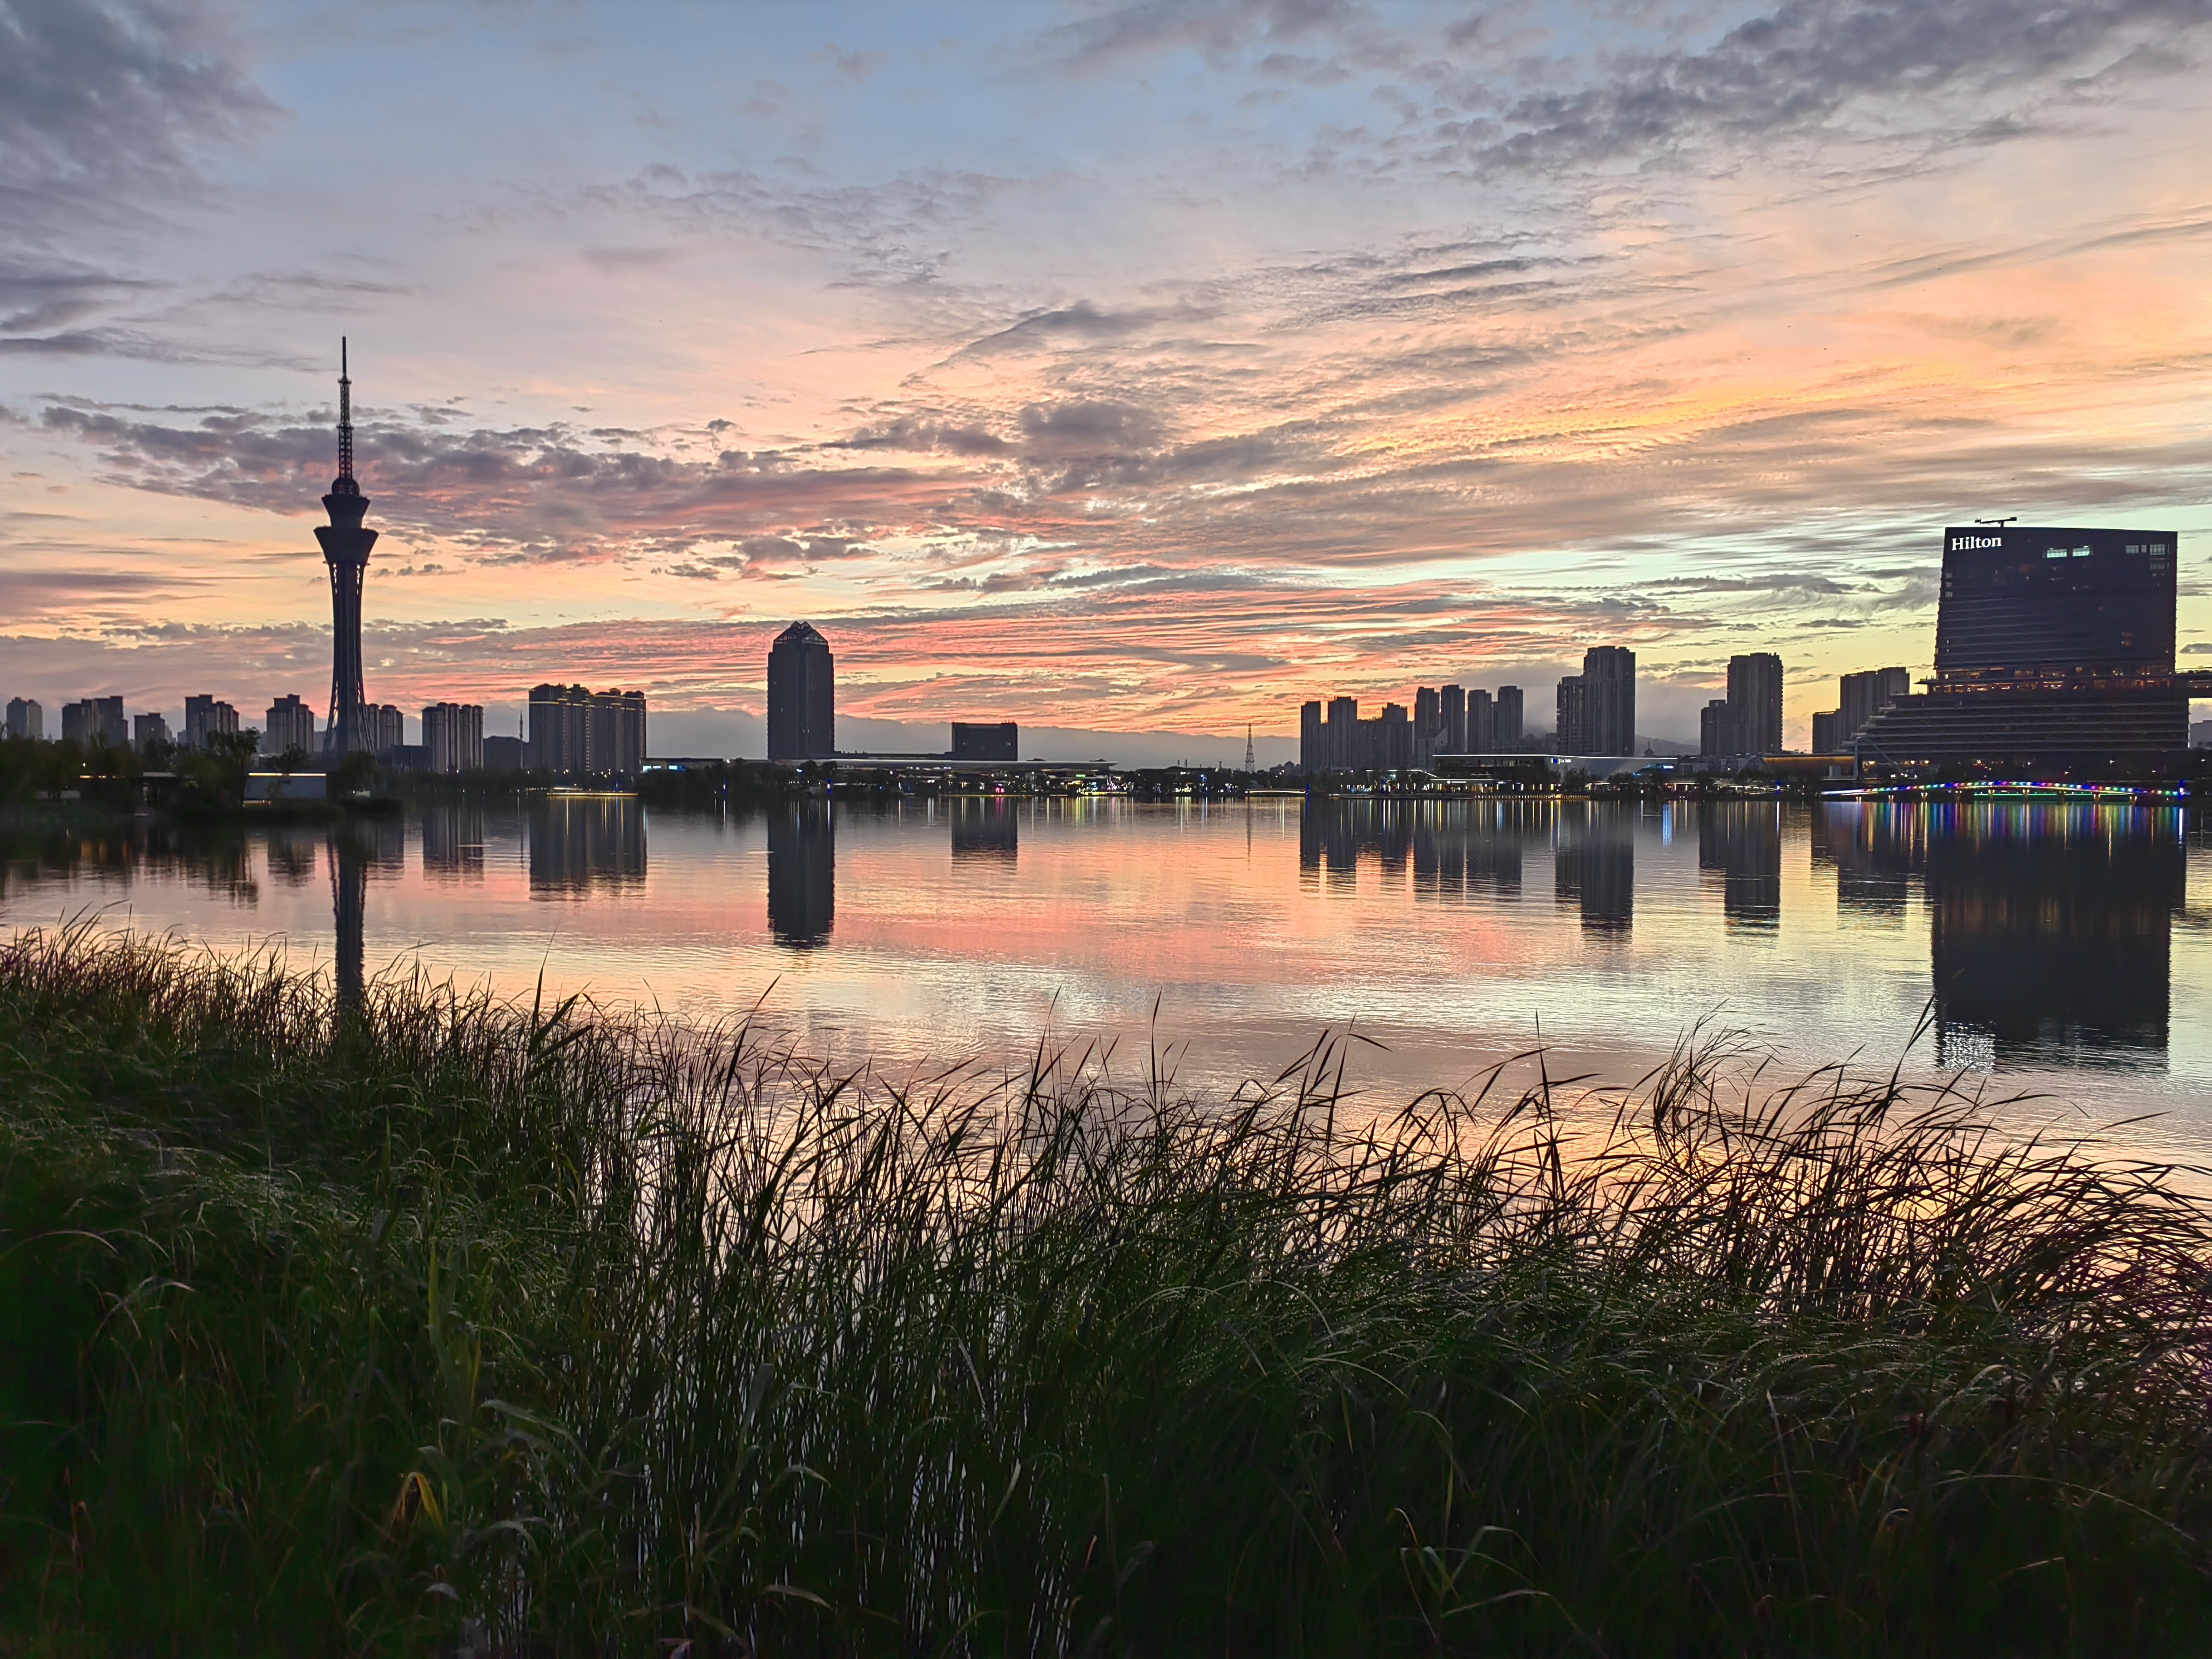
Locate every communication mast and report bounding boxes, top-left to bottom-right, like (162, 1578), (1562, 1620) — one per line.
(316, 339), (379, 757)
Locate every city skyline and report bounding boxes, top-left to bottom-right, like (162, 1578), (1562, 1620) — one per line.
(5, 2), (2211, 754)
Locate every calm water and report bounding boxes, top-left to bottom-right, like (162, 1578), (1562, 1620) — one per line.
(5, 797), (2210, 1145)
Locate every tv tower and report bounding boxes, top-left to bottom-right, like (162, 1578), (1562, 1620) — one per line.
(316, 339), (377, 756)
(1244, 722), (1256, 770)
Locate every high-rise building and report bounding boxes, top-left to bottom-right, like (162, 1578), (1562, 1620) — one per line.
(483, 734), (525, 771)
(1727, 653), (1784, 755)
(1495, 686), (1523, 750)
(1413, 686), (1442, 767)
(1701, 699), (1746, 757)
(315, 342), (380, 758)
(62, 697), (127, 749)
(1811, 710), (1845, 754)
(528, 684), (646, 777)
(1299, 702), (1325, 771)
(1838, 667), (1911, 737)
(1466, 689), (1495, 751)
(1298, 697), (1413, 772)
(952, 721), (1017, 762)
(1556, 648), (1634, 754)
(423, 703), (485, 773)
(766, 622), (835, 761)
(529, 684), (588, 773)
(183, 695), (239, 748)
(1440, 685), (1466, 754)
(6, 698), (42, 741)
(264, 695), (318, 759)
(133, 712), (171, 751)
(1856, 528), (2186, 771)
(590, 689), (646, 777)
(370, 704), (405, 756)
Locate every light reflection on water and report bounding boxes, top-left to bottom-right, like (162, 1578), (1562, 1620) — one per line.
(4, 797), (2209, 1143)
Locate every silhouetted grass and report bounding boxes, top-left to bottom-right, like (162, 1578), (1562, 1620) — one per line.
(3, 921), (2209, 1655)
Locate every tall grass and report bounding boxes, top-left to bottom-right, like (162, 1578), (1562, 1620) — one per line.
(2, 921), (2209, 1654)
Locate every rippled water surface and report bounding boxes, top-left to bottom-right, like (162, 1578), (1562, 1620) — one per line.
(5, 797), (2209, 1144)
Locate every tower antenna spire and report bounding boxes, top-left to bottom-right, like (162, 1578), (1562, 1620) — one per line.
(317, 339), (376, 758)
(336, 336), (354, 484)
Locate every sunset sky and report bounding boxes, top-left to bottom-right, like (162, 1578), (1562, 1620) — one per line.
(5, 0), (2211, 759)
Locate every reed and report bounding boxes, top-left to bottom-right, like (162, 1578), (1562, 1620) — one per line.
(2, 920), (2208, 1655)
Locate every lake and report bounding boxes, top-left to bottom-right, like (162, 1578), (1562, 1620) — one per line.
(5, 796), (2209, 1150)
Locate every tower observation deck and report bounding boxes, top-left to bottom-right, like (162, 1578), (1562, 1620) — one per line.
(316, 340), (378, 757)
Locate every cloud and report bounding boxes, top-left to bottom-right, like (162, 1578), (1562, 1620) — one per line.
(819, 42), (889, 83)
(0, 0), (274, 217)
(1033, 0), (1374, 74)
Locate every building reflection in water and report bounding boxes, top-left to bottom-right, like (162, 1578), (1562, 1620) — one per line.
(529, 794), (646, 895)
(421, 803), (487, 879)
(1809, 802), (1914, 921)
(330, 826), (366, 1015)
(1698, 802), (1781, 932)
(951, 798), (1019, 863)
(267, 830), (321, 887)
(766, 802), (835, 949)
(1299, 799), (1545, 898)
(1818, 803), (2184, 1067)
(1553, 805), (1633, 936)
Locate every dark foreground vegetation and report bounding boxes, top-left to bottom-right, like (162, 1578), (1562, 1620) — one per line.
(3, 928), (2211, 1655)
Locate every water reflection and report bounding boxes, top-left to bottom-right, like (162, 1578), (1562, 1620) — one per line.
(529, 795), (646, 895)
(268, 831), (320, 887)
(951, 798), (1019, 862)
(1810, 806), (1913, 921)
(1699, 804), (1781, 932)
(3, 797), (2203, 1108)
(422, 804), (486, 879)
(766, 802), (834, 948)
(1553, 806), (1634, 936)
(1818, 803), (2185, 1068)
(1299, 799), (1547, 898)
(1926, 809), (2182, 1067)
(332, 826), (366, 1014)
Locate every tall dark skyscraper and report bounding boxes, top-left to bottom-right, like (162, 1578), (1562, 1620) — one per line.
(1556, 647), (1635, 754)
(1726, 653), (1784, 755)
(1934, 526), (2173, 682)
(1857, 527), (2187, 771)
(315, 341), (378, 757)
(767, 622), (835, 760)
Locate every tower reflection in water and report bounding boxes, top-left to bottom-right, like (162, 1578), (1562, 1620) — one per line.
(529, 794), (646, 895)
(328, 819), (403, 1016)
(1818, 803), (2184, 1068)
(767, 802), (834, 948)
(330, 827), (366, 1015)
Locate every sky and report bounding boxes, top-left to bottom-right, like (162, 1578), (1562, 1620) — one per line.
(4, 0), (2211, 760)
